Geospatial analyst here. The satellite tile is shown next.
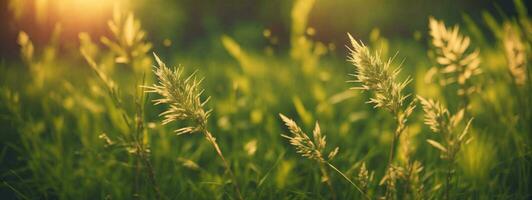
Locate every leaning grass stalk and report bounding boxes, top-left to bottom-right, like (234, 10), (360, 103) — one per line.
(202, 130), (244, 200)
(326, 162), (370, 199)
(319, 163), (337, 200)
(145, 53), (243, 200)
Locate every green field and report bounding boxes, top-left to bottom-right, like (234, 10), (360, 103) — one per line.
(1, 0), (531, 199)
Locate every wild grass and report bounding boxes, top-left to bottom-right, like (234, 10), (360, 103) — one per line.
(347, 33), (417, 199)
(418, 96), (472, 200)
(427, 17), (482, 114)
(279, 114), (367, 199)
(0, 0), (531, 199)
(79, 12), (161, 198)
(145, 54), (243, 200)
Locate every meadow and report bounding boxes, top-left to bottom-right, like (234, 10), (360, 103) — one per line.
(0, 0), (531, 199)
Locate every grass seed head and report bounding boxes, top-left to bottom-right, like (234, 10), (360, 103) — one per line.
(347, 33), (412, 114)
(418, 95), (473, 160)
(358, 162), (370, 191)
(418, 96), (450, 134)
(428, 17), (481, 95)
(279, 114), (338, 163)
(145, 53), (211, 135)
(503, 23), (527, 86)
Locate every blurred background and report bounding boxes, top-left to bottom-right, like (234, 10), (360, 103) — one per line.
(0, 0), (521, 59)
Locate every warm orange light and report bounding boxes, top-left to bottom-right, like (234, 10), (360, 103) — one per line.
(55, 0), (116, 23)
(10, 0), (128, 45)
(11, 0), (121, 24)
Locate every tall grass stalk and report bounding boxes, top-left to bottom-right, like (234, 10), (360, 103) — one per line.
(346, 33), (417, 199)
(428, 17), (481, 116)
(418, 96), (473, 200)
(144, 53), (243, 200)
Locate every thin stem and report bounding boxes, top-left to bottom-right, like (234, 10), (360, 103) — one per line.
(388, 111), (407, 165)
(139, 147), (163, 200)
(326, 161), (370, 200)
(385, 135), (398, 199)
(319, 163), (337, 200)
(133, 107), (142, 199)
(388, 133), (399, 166)
(445, 159), (453, 200)
(134, 129), (162, 200)
(203, 130), (244, 200)
(134, 89), (162, 200)
(133, 150), (141, 199)
(384, 115), (403, 200)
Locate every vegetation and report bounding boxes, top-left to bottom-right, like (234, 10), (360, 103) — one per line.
(1, 0), (531, 199)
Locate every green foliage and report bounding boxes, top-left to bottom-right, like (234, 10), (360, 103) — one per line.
(1, 1), (531, 199)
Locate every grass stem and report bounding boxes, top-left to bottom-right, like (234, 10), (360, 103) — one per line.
(326, 161), (369, 199)
(203, 130), (244, 200)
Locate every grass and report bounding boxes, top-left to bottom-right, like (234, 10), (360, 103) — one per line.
(0, 0), (531, 199)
